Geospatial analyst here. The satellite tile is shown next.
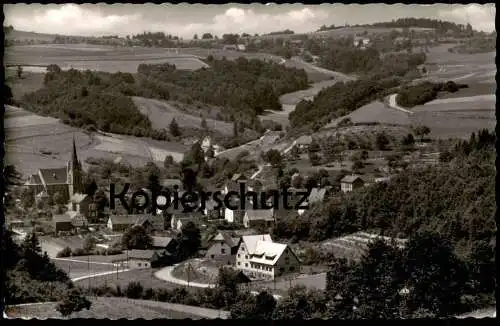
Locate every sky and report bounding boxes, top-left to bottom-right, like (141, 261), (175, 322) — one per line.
(4, 3), (496, 39)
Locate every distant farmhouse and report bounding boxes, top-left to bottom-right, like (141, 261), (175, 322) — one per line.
(340, 175), (365, 193)
(25, 137), (84, 203)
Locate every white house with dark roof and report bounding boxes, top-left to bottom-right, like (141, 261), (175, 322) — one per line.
(235, 234), (300, 280)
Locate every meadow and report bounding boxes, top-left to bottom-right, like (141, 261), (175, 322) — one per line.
(132, 96), (233, 136)
(4, 105), (188, 176)
(5, 297), (229, 319)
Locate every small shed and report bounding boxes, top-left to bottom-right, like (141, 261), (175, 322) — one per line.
(340, 175), (365, 193)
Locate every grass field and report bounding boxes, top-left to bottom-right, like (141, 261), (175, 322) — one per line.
(132, 97), (233, 135)
(5, 297), (230, 319)
(5, 44), (209, 72)
(73, 268), (192, 293)
(4, 104), (189, 176)
(53, 259), (118, 280)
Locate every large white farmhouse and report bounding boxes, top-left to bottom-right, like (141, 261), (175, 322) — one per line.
(235, 234), (300, 280)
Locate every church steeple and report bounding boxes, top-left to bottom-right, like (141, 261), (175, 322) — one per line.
(72, 135), (80, 169)
(68, 135), (83, 198)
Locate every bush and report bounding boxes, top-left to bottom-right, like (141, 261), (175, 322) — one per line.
(125, 281), (144, 299)
(57, 247), (72, 258)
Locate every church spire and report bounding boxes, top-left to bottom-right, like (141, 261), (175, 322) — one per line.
(72, 134), (80, 168)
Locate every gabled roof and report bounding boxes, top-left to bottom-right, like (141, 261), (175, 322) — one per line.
(249, 241), (288, 266)
(152, 236), (174, 248)
(341, 175), (364, 184)
(296, 135), (313, 145)
(308, 188), (327, 204)
(241, 234), (273, 255)
(26, 174), (42, 185)
(245, 208), (274, 221)
(126, 249), (161, 260)
(53, 214), (72, 223)
(39, 168), (67, 185)
(211, 231), (239, 248)
(108, 215), (137, 225)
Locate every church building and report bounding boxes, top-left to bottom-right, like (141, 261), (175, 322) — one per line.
(26, 136), (84, 204)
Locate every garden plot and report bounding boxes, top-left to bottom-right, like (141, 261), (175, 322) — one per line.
(149, 147), (184, 164)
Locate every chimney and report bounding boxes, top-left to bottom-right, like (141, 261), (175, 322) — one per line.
(52, 172), (57, 179)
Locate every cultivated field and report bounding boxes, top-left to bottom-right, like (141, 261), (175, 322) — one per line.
(324, 101), (412, 128)
(5, 44), (209, 72)
(5, 297), (230, 319)
(409, 95), (496, 139)
(4, 105), (189, 176)
(132, 97), (233, 135)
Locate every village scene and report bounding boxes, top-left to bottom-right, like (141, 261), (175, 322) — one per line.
(3, 3), (496, 320)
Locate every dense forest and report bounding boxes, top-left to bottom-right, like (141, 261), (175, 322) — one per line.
(19, 58), (309, 138)
(289, 77), (401, 132)
(20, 67), (154, 137)
(371, 18), (475, 35)
(272, 129), (496, 311)
(319, 48), (426, 78)
(396, 81), (468, 108)
(137, 57), (309, 116)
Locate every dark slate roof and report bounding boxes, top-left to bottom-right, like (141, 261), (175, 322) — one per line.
(341, 175), (364, 184)
(211, 231), (239, 248)
(39, 168), (67, 185)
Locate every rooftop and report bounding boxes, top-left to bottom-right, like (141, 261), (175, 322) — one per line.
(39, 168), (67, 185)
(241, 234), (273, 255)
(341, 175), (364, 184)
(249, 241), (288, 266)
(152, 236), (174, 248)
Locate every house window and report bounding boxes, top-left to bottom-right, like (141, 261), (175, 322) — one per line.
(138, 263), (142, 267)
(289, 266), (295, 272)
(211, 255), (215, 259)
(245, 263), (248, 267)
(245, 255), (248, 259)
(237, 254), (240, 258)
(279, 267), (285, 273)
(238, 262), (241, 265)
(221, 248), (226, 254)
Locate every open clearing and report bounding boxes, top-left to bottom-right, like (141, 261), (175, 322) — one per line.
(5, 297), (229, 319)
(132, 96), (233, 135)
(324, 101), (412, 128)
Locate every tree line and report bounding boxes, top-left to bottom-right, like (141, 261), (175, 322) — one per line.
(396, 80), (468, 108)
(289, 77), (401, 132)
